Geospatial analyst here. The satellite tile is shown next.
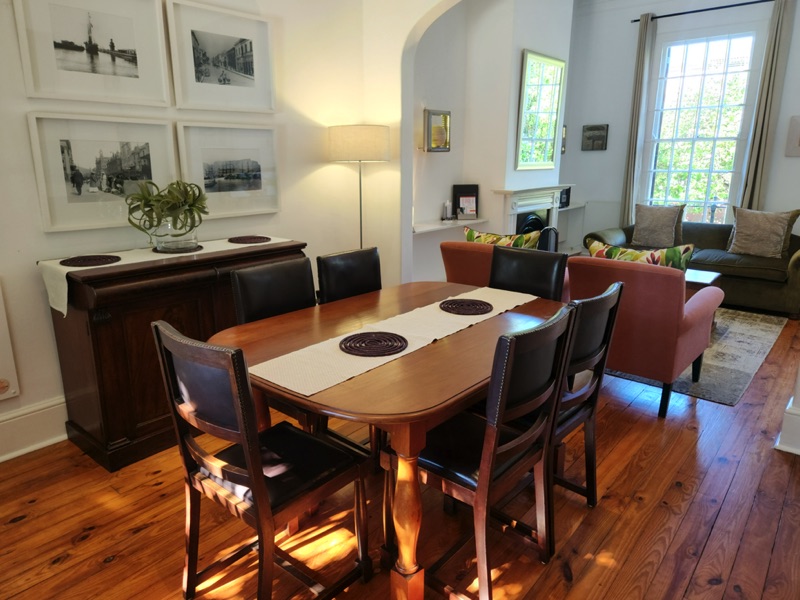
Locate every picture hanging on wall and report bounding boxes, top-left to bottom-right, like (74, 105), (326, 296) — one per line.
(424, 109), (451, 152)
(167, 0), (275, 112)
(28, 112), (177, 231)
(12, 0), (170, 106)
(786, 116), (800, 157)
(581, 124), (609, 151)
(177, 122), (279, 218)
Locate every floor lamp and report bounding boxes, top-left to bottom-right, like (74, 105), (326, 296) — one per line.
(329, 125), (390, 249)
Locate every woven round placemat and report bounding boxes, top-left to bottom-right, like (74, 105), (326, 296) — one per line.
(339, 332), (408, 357)
(152, 245), (203, 254)
(228, 235), (271, 244)
(439, 299), (493, 315)
(59, 255), (121, 267)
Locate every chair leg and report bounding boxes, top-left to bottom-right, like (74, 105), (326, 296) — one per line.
(256, 530), (274, 600)
(584, 417), (597, 507)
(554, 442), (567, 478)
(183, 483), (201, 599)
(354, 474), (373, 581)
(533, 459), (554, 562)
(473, 498), (492, 600)
(658, 383), (673, 418)
(692, 353), (703, 382)
(381, 467), (397, 568)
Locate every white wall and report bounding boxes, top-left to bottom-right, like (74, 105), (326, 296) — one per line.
(0, 0), (447, 461)
(561, 0), (800, 235)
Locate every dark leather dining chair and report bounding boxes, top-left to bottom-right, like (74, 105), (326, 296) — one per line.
(489, 245), (569, 301)
(555, 281), (623, 507)
(316, 247), (382, 304)
(381, 305), (577, 599)
(152, 320), (372, 600)
(230, 257), (316, 325)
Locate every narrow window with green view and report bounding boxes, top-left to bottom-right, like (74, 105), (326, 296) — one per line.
(644, 33), (758, 223)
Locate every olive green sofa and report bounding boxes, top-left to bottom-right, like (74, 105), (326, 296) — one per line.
(584, 222), (800, 318)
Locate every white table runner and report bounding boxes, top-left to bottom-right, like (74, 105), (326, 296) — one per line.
(249, 287), (536, 397)
(38, 236), (290, 316)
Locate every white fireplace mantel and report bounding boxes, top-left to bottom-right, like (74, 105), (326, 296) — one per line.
(494, 185), (574, 235)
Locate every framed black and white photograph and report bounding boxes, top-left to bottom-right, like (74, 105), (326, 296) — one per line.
(29, 113), (177, 231)
(177, 122), (279, 218)
(167, 0), (274, 112)
(13, 0), (170, 106)
(581, 124), (609, 151)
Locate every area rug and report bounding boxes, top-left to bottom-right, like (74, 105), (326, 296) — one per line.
(609, 308), (787, 407)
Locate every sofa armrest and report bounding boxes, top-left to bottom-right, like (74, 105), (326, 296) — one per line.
(584, 227), (628, 249)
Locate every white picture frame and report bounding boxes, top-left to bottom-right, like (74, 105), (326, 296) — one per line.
(167, 0), (275, 112)
(177, 122), (279, 218)
(12, 0), (170, 106)
(29, 112), (177, 232)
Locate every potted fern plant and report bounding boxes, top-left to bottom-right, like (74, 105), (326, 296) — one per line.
(125, 180), (209, 252)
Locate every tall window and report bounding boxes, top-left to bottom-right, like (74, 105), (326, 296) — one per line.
(646, 35), (756, 223)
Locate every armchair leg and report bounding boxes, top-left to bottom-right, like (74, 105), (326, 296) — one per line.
(692, 353), (703, 382)
(658, 383), (673, 419)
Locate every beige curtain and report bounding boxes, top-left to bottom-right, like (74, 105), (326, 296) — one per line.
(741, 0), (796, 210)
(620, 14), (656, 227)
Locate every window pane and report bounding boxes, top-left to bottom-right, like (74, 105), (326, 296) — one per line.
(681, 75), (703, 106)
(663, 78), (682, 109)
(659, 110), (677, 138)
(693, 140), (714, 169)
(710, 173), (731, 201)
(673, 141), (693, 169)
(701, 75), (724, 106)
(689, 173), (709, 200)
(651, 172), (668, 200)
(655, 142), (673, 169)
(669, 172), (688, 199)
(706, 40), (728, 74)
(665, 44), (686, 77)
(697, 108), (719, 137)
(719, 106), (743, 136)
(724, 72), (748, 105)
(685, 42), (707, 76)
(677, 109), (698, 137)
(728, 36), (753, 71)
(714, 141), (737, 170)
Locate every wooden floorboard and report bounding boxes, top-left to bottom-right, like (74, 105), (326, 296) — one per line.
(2, 320), (799, 599)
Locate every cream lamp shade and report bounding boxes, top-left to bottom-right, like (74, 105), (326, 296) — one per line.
(329, 125), (390, 162)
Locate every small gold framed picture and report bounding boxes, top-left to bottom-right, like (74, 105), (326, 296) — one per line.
(424, 109), (450, 152)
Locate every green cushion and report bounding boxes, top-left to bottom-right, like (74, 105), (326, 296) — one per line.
(464, 226), (540, 248)
(587, 238), (694, 271)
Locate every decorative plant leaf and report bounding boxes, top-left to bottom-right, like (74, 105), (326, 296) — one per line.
(125, 179), (209, 245)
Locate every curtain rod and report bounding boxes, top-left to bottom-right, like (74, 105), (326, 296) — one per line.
(631, 0), (774, 23)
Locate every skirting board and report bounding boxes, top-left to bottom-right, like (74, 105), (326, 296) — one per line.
(775, 397), (800, 456)
(0, 397), (67, 463)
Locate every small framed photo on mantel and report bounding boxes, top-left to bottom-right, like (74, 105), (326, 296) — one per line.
(453, 184), (478, 220)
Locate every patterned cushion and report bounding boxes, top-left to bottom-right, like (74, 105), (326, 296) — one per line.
(631, 204), (685, 247)
(587, 238), (694, 271)
(464, 226), (540, 248)
(727, 207), (800, 258)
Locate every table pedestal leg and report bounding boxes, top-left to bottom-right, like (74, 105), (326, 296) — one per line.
(391, 454), (424, 600)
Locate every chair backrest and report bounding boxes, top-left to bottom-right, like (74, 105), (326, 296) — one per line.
(483, 305), (576, 486)
(152, 321), (272, 520)
(316, 247), (382, 304)
(440, 241), (494, 286)
(231, 257), (316, 324)
(566, 256), (688, 382)
(489, 246), (569, 301)
(558, 282), (623, 420)
(538, 226), (559, 252)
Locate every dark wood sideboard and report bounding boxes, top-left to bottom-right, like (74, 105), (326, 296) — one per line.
(48, 240), (307, 471)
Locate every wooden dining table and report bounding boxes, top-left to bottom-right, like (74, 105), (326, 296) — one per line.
(207, 281), (564, 599)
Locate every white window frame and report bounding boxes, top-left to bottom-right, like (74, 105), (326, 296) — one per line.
(639, 7), (771, 223)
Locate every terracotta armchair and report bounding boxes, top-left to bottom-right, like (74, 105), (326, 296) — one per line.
(566, 256), (724, 418)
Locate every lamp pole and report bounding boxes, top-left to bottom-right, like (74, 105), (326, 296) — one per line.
(358, 160), (364, 249)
